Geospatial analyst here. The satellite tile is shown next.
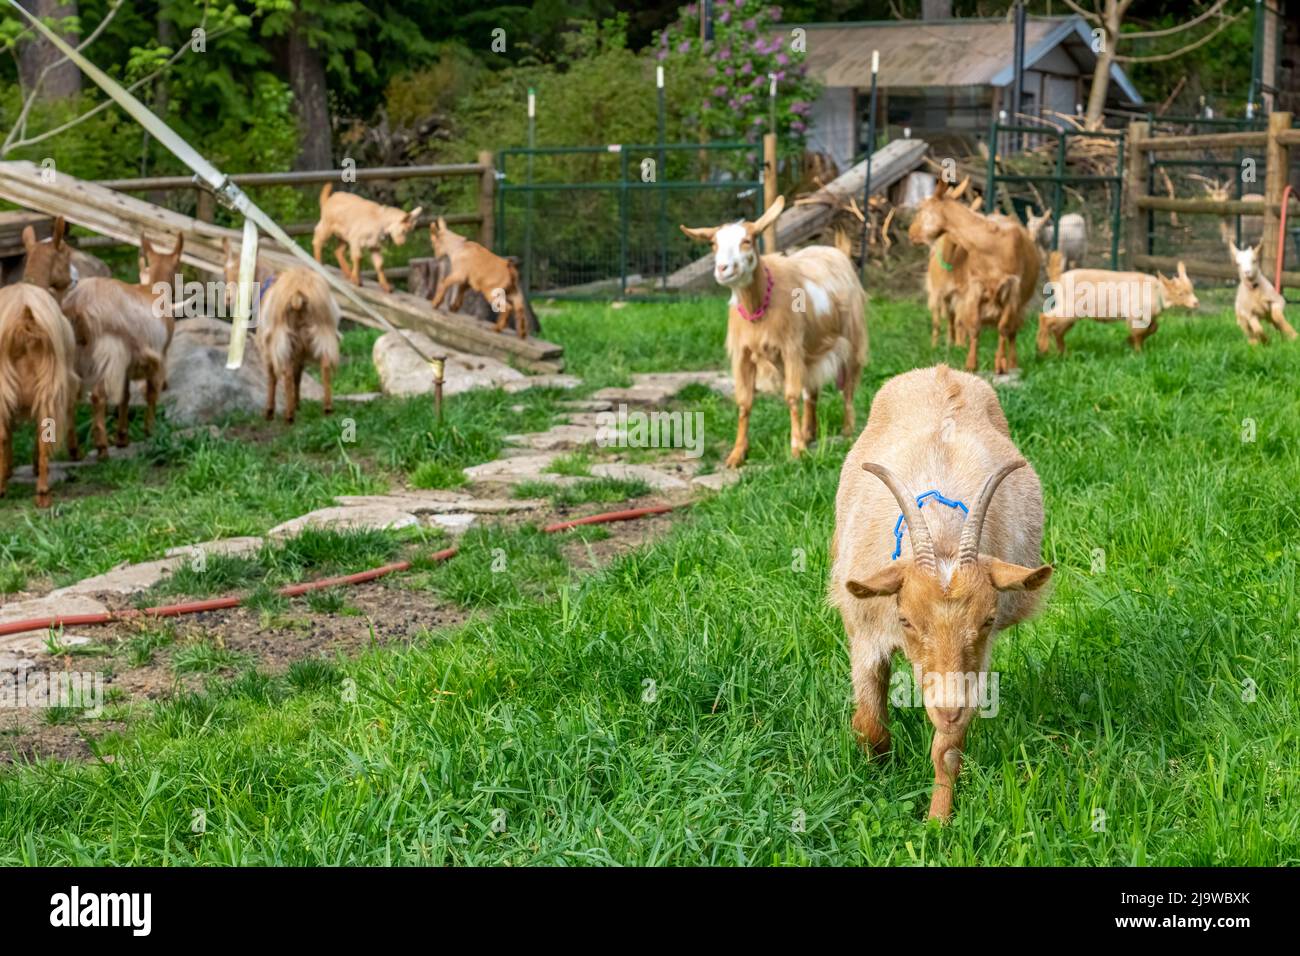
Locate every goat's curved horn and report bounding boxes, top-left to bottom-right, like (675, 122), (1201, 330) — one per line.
(863, 461), (936, 573)
(958, 459), (1027, 567)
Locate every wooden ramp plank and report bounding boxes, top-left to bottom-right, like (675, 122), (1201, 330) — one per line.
(667, 138), (929, 291)
(0, 160), (564, 373)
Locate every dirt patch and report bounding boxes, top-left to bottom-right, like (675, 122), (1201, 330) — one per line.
(1, 491), (694, 764)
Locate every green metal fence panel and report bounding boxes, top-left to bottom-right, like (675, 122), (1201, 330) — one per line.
(986, 120), (1125, 270)
(497, 142), (763, 299)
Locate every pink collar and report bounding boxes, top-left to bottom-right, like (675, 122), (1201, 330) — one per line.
(735, 266), (773, 322)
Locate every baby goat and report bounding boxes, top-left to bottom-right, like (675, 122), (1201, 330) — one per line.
(1, 223), (79, 507)
(223, 241), (340, 423)
(1036, 251), (1198, 355)
(1026, 210), (1087, 270)
(429, 217), (530, 338)
(829, 364), (1052, 821)
(681, 196), (869, 467)
(62, 232), (183, 456)
(1227, 241), (1296, 345)
(312, 184), (422, 293)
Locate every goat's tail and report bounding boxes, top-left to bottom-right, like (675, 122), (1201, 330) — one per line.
(319, 182), (334, 207)
(0, 289), (76, 439)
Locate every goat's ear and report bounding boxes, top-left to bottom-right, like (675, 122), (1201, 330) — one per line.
(1252, 240), (1263, 259)
(749, 195), (785, 236)
(950, 176), (969, 200)
(987, 559), (1053, 592)
(1227, 240), (1241, 257)
(438, 215), (447, 230)
(141, 235), (155, 255)
(933, 178), (948, 199)
(680, 224), (718, 243)
(1156, 270), (1169, 283)
(222, 237), (231, 259)
(52, 216), (65, 248)
(407, 206), (424, 223)
(171, 233), (184, 257)
(846, 564), (906, 599)
(21, 225), (37, 252)
(1177, 261), (1189, 281)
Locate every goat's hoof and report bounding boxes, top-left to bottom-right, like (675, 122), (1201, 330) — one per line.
(36, 492), (52, 509)
(264, 409), (275, 421)
(724, 451), (746, 469)
(323, 406), (334, 417)
(114, 437), (128, 449)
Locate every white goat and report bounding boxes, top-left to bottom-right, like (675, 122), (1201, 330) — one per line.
(828, 364), (1052, 820)
(681, 196), (869, 467)
(1228, 241), (1297, 344)
(1026, 211), (1087, 270)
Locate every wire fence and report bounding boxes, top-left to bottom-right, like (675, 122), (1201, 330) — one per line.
(496, 142), (763, 298)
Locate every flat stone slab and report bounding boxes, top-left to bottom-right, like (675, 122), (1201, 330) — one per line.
(334, 492), (544, 514)
(334, 392), (383, 403)
(164, 536), (265, 559)
(9, 443), (140, 484)
(373, 330), (527, 397)
(559, 399), (613, 412)
(269, 505), (419, 537)
(0, 594), (109, 644)
(430, 513), (477, 534)
(592, 371), (732, 405)
(589, 463), (689, 492)
(502, 374), (583, 393)
(49, 557), (184, 599)
(504, 423), (605, 451)
(692, 470), (741, 491)
(463, 453), (563, 484)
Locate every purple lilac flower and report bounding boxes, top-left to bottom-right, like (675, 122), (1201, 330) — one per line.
(656, 50), (667, 61)
(776, 52), (788, 66)
(741, 61), (752, 74)
(724, 66), (734, 76)
(718, 47), (731, 60)
(678, 40), (691, 53)
(743, 18), (756, 31)
(770, 6), (782, 21)
(702, 100), (712, 111)
(720, 10), (731, 24)
(791, 120), (807, 133)
(713, 85), (728, 96)
(740, 92), (754, 104)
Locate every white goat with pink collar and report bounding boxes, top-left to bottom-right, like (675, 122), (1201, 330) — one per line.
(681, 196), (870, 468)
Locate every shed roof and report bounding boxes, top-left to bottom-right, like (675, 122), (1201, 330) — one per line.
(799, 16), (1143, 105)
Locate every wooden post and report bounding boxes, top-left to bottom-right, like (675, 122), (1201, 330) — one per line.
(1261, 111), (1291, 268)
(196, 187), (214, 224)
(762, 132), (778, 253)
(477, 150), (495, 251)
(1124, 120), (1148, 269)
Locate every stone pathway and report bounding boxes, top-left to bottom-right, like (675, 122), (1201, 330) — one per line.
(0, 368), (742, 655)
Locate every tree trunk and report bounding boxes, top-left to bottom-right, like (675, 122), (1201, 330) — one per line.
(1084, 4), (1122, 129)
(286, 18), (332, 171)
(16, 0), (81, 101)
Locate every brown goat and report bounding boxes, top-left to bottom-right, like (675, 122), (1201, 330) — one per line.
(312, 184), (422, 293)
(681, 196), (869, 467)
(224, 242), (340, 423)
(0, 230), (79, 507)
(908, 180), (1039, 374)
(61, 232), (183, 456)
(428, 218), (530, 338)
(1036, 251), (1199, 355)
(829, 365), (1052, 820)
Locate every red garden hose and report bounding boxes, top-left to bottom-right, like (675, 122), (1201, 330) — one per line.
(1275, 184), (1294, 292)
(0, 506), (683, 639)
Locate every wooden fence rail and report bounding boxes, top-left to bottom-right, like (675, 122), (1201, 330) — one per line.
(1127, 112), (1295, 282)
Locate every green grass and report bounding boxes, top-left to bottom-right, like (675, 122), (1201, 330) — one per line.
(0, 292), (1297, 864)
(514, 476), (652, 507)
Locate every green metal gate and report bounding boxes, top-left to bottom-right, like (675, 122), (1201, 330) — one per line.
(985, 120), (1125, 270)
(496, 142), (764, 299)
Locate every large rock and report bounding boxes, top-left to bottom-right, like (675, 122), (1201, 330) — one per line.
(137, 318), (323, 425)
(372, 330), (526, 397)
